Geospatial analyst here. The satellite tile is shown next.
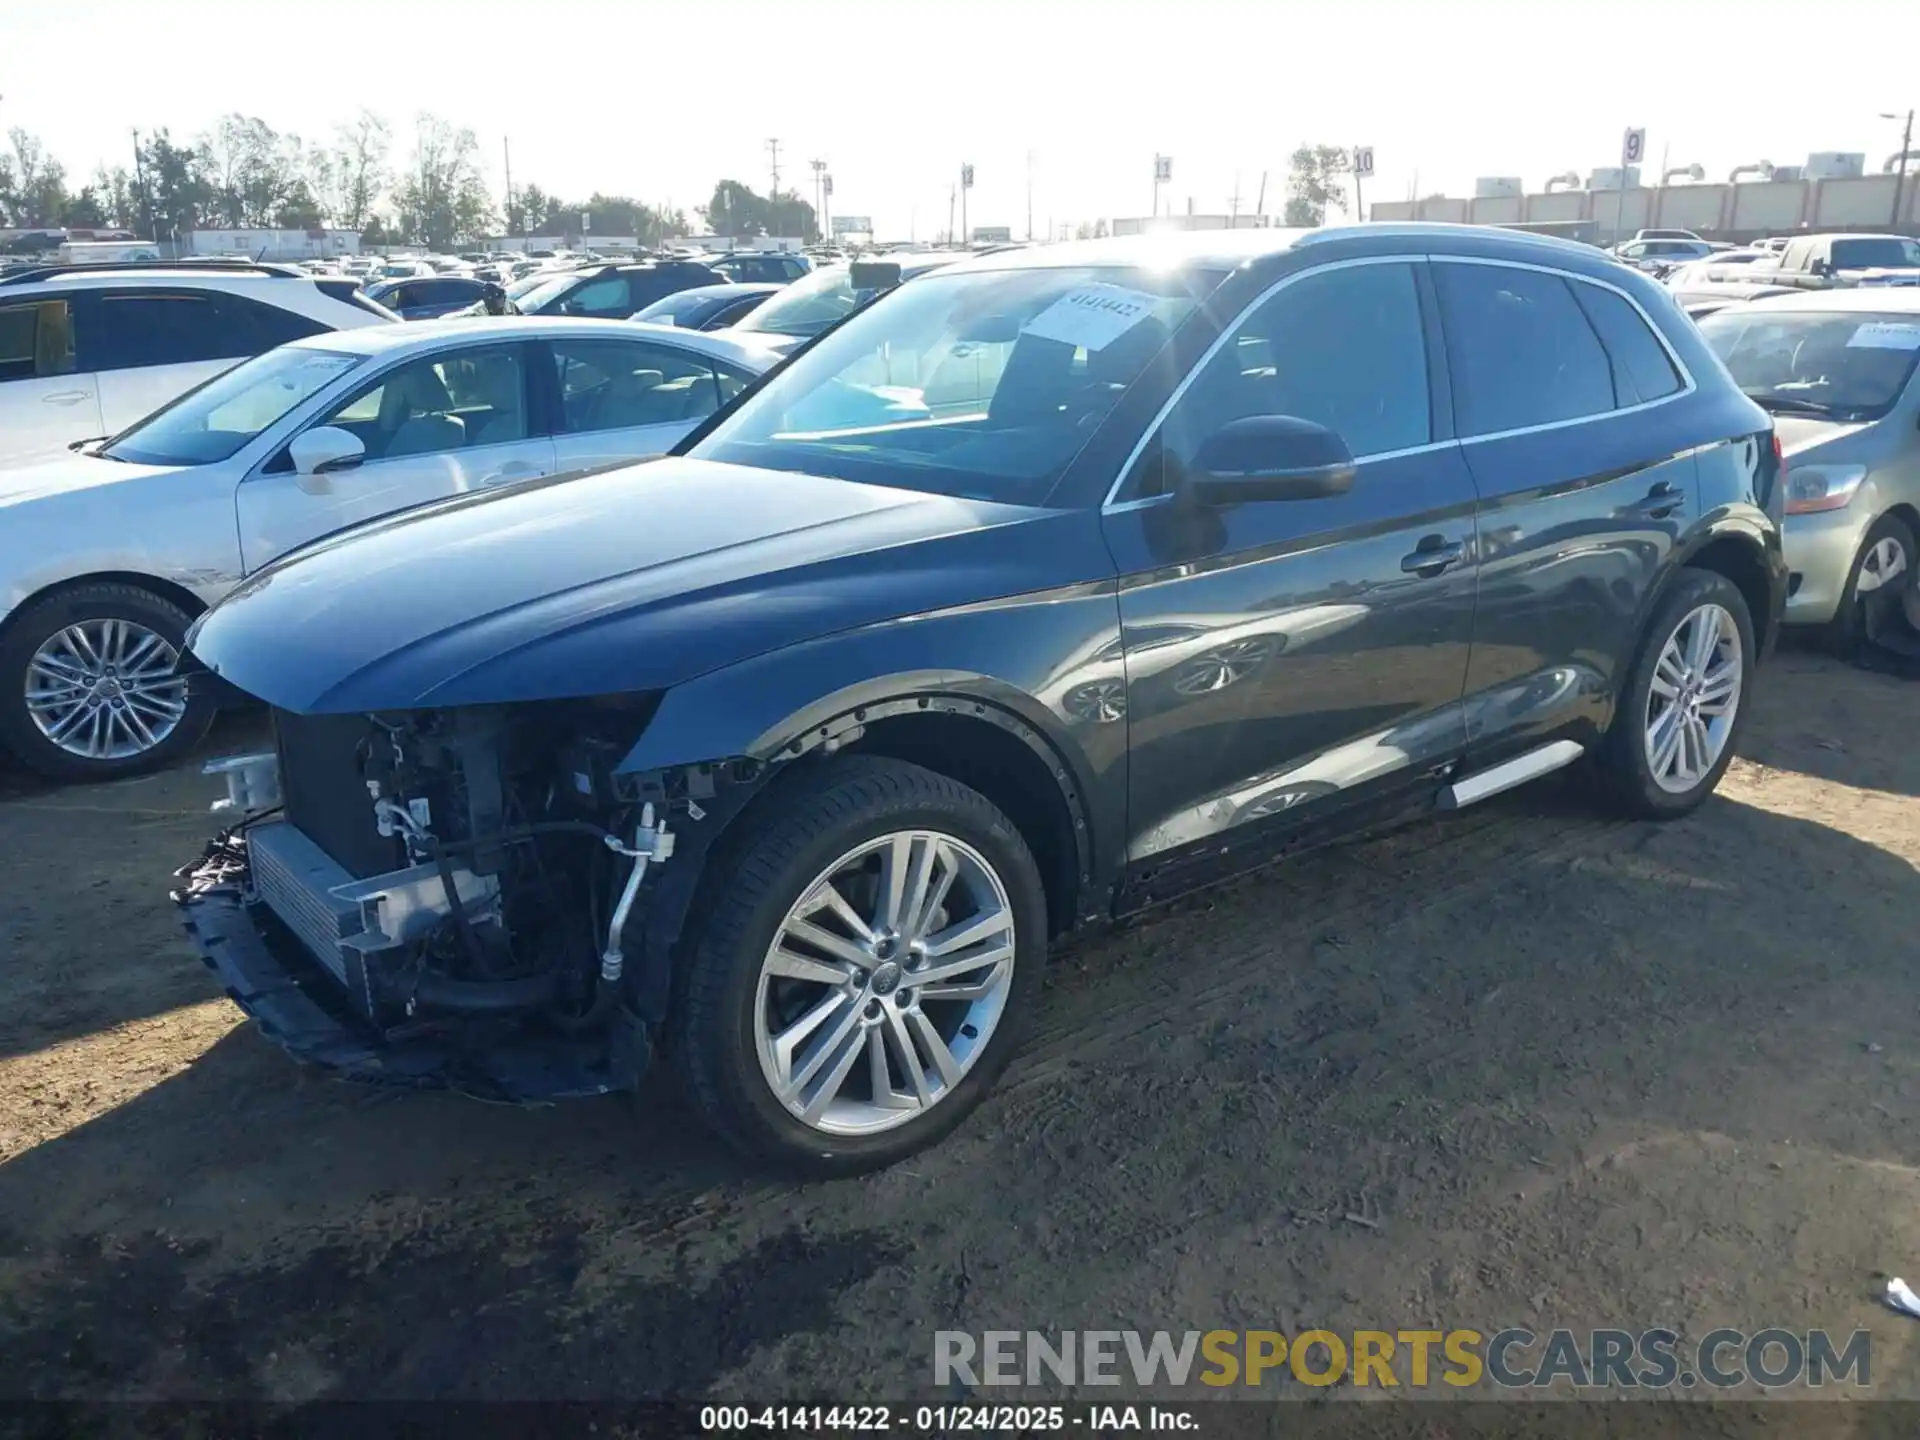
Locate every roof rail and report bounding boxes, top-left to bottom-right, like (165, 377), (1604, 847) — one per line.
(0, 258), (308, 287)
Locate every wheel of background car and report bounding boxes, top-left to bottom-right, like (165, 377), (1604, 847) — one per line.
(1588, 569), (1754, 821)
(671, 754), (1047, 1176)
(0, 582), (218, 783)
(1827, 512), (1916, 652)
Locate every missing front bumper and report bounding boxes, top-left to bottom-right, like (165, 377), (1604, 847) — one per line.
(172, 834), (650, 1103)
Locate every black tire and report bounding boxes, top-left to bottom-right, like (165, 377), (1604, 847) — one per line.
(1591, 569), (1755, 822)
(1822, 512), (1916, 653)
(671, 754), (1048, 1176)
(0, 583), (217, 783)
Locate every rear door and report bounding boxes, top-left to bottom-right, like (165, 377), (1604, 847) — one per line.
(235, 341), (555, 570)
(0, 294), (100, 456)
(1100, 257), (1481, 870)
(81, 288), (325, 431)
(1433, 257), (1701, 764)
(544, 334), (759, 471)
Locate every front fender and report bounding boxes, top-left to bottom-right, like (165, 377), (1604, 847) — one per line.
(619, 577), (1131, 893)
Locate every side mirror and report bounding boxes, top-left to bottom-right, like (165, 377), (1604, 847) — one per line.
(288, 426), (365, 493)
(1183, 416), (1356, 505)
(1811, 259), (1831, 277)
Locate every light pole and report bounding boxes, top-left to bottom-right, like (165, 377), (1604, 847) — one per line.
(1883, 110), (1915, 231)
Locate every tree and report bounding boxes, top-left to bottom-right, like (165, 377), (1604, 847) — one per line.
(391, 113), (495, 248)
(361, 215), (396, 249)
(92, 166), (137, 230)
(136, 128), (216, 239)
(512, 181), (558, 236)
(275, 179), (325, 230)
(203, 114), (302, 227)
(698, 179), (816, 242)
(62, 187), (108, 228)
(1282, 144), (1351, 228)
(323, 110), (390, 233)
(0, 129), (71, 228)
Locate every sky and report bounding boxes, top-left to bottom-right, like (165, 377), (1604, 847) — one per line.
(6, 0), (1919, 240)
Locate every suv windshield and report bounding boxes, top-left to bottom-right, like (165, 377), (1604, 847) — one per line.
(1830, 238), (1920, 270)
(731, 264), (869, 339)
(102, 347), (362, 466)
(691, 264), (1216, 503)
(1699, 309), (1920, 420)
(509, 272), (588, 312)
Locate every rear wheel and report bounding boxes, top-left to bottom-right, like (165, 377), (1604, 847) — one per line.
(672, 755), (1047, 1175)
(1591, 570), (1754, 821)
(0, 583), (216, 783)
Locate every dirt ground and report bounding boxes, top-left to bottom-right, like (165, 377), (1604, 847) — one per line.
(3, 644), (1919, 1418)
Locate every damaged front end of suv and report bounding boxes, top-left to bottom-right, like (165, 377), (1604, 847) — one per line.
(176, 697), (768, 1099)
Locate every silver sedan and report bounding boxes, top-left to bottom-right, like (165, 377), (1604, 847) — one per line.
(0, 317), (781, 781)
(1697, 289), (1920, 642)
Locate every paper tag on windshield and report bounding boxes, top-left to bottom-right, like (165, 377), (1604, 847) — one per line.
(1846, 322), (1920, 350)
(1021, 283), (1164, 351)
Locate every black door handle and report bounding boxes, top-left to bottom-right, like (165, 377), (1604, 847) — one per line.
(1625, 482), (1684, 519)
(1401, 536), (1466, 576)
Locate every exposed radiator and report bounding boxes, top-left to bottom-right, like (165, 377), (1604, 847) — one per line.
(248, 820), (363, 985)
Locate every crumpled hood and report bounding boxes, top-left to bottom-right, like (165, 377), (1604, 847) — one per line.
(188, 456), (1097, 714)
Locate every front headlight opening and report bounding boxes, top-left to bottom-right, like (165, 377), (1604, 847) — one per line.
(1784, 463), (1868, 516)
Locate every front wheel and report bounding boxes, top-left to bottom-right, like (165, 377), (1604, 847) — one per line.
(671, 755), (1048, 1176)
(1824, 512), (1916, 652)
(1591, 570), (1754, 821)
(0, 583), (218, 783)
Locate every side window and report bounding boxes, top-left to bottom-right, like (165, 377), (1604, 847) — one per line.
(550, 338), (728, 434)
(0, 299), (76, 382)
(561, 276), (632, 317)
(1434, 263), (1615, 437)
(311, 346), (528, 461)
(1161, 260), (1431, 469)
(1569, 281), (1683, 405)
(217, 294), (330, 352)
(87, 293), (243, 371)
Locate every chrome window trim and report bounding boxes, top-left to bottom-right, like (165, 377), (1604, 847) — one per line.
(1100, 250), (1700, 511)
(1100, 255), (1429, 511)
(1429, 255), (1698, 445)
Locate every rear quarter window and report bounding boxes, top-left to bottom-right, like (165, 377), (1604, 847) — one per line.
(1434, 263), (1616, 436)
(1568, 281), (1684, 405)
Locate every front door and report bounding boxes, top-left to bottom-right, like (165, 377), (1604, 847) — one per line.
(1430, 258), (1702, 762)
(1099, 257), (1480, 877)
(236, 341), (556, 570)
(545, 335), (757, 472)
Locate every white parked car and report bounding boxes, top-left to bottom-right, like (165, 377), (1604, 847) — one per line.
(0, 317), (781, 780)
(0, 260), (394, 463)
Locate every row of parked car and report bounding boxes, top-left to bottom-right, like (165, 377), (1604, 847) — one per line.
(0, 247), (981, 780)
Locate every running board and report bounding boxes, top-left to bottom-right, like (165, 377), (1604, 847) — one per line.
(1441, 740), (1586, 810)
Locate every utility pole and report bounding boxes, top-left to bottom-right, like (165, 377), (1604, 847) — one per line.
(1887, 109), (1916, 231)
(947, 185), (956, 245)
(809, 159), (826, 234)
(1026, 149), (1035, 242)
(1230, 172), (1242, 227)
(767, 137), (781, 201)
(503, 136), (515, 235)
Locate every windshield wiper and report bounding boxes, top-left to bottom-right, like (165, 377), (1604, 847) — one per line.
(67, 435), (108, 452)
(1746, 392), (1840, 417)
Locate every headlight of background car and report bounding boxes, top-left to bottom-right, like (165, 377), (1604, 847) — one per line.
(1783, 463), (1867, 515)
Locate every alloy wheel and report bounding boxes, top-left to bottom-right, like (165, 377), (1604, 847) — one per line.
(1854, 535), (1911, 594)
(753, 830), (1016, 1136)
(24, 619), (189, 761)
(1643, 602), (1742, 795)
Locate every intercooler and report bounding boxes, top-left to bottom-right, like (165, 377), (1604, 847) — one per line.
(248, 820), (367, 990)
